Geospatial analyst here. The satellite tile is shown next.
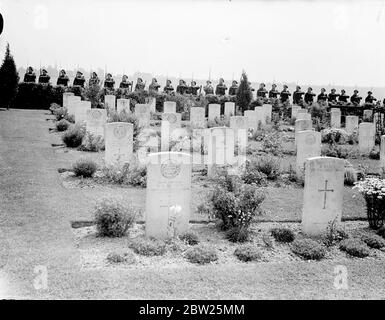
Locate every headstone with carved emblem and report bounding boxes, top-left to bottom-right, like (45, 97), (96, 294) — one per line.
(135, 103), (151, 128)
(296, 130), (321, 176)
(116, 98), (130, 113)
(86, 108), (107, 137)
(105, 122), (133, 166)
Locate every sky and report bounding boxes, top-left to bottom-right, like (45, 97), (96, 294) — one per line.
(1, 0), (385, 87)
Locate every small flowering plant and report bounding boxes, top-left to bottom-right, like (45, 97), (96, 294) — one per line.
(353, 177), (385, 229)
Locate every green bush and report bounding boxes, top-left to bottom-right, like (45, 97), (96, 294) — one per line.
(291, 238), (326, 260)
(241, 159), (268, 186)
(271, 227), (295, 243)
(94, 198), (137, 237)
(185, 244), (218, 264)
(253, 155), (280, 180)
(53, 106), (68, 121)
(62, 124), (85, 148)
(344, 166), (357, 186)
(128, 238), (166, 256)
(234, 244), (262, 262)
(339, 238), (370, 258)
(78, 132), (105, 152)
(225, 226), (250, 243)
(100, 163), (146, 187)
(106, 251), (136, 264)
(369, 148), (380, 160)
(321, 128), (349, 145)
(72, 158), (97, 178)
(361, 234), (385, 249)
(323, 219), (349, 247)
(56, 119), (70, 132)
(49, 103), (61, 114)
(179, 232), (199, 245)
(262, 131), (283, 156)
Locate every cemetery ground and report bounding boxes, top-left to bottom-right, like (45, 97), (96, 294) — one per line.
(1, 109), (385, 299)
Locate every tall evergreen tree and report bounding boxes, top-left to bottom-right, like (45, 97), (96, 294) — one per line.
(0, 43), (19, 110)
(236, 70), (253, 114)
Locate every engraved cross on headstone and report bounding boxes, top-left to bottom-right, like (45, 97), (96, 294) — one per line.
(318, 180), (334, 209)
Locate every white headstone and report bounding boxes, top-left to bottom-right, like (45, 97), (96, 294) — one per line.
(104, 95), (116, 111)
(302, 156), (345, 236)
(363, 109), (373, 121)
(67, 96), (81, 116)
(296, 112), (311, 121)
(295, 119), (313, 145)
(262, 104), (272, 123)
(145, 152), (192, 239)
(291, 105), (301, 119)
(161, 113), (182, 152)
(330, 108), (341, 128)
(190, 107), (206, 128)
(74, 101), (91, 124)
(164, 101), (176, 114)
(244, 110), (258, 130)
(86, 108), (107, 137)
(296, 130), (321, 176)
(116, 98), (130, 113)
(254, 107), (266, 127)
(208, 104), (221, 121)
(148, 97), (156, 113)
(358, 122), (375, 154)
(105, 122), (133, 166)
(345, 116), (359, 134)
(135, 104), (151, 128)
(63, 92), (74, 109)
(224, 102), (235, 117)
(381, 135), (385, 172)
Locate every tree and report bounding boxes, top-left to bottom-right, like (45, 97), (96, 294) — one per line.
(236, 70), (253, 114)
(0, 43), (19, 110)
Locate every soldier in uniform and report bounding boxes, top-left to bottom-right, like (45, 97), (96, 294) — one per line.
(350, 90), (362, 105)
(104, 73), (115, 89)
(292, 86), (305, 105)
(188, 80), (201, 96)
(365, 91), (377, 104)
(73, 71), (86, 87)
(317, 88), (328, 103)
(203, 80), (214, 95)
(256, 83), (268, 98)
(280, 85), (291, 103)
(228, 80), (238, 96)
(38, 69), (50, 84)
(163, 80), (174, 94)
(89, 72), (100, 86)
(304, 87), (316, 105)
(149, 78), (161, 93)
(268, 84), (279, 98)
(56, 69), (69, 86)
(176, 79), (188, 94)
(328, 88), (339, 104)
(338, 89), (349, 103)
(135, 78), (146, 91)
(119, 75), (133, 90)
(215, 78), (227, 96)
(23, 66), (36, 83)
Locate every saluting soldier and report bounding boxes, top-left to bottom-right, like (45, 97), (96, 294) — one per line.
(56, 69), (69, 86)
(350, 90), (362, 105)
(188, 81), (201, 96)
(23, 66), (36, 83)
(304, 87), (316, 105)
(89, 72), (100, 86)
(338, 89), (349, 103)
(228, 80), (238, 96)
(317, 88), (328, 102)
(176, 79), (189, 94)
(293, 86), (305, 105)
(280, 85), (291, 103)
(119, 75), (133, 90)
(38, 69), (50, 84)
(328, 88), (339, 104)
(163, 80), (174, 94)
(104, 73), (115, 89)
(73, 71), (85, 87)
(257, 83), (268, 98)
(149, 78), (161, 93)
(215, 78), (227, 96)
(365, 91), (377, 104)
(135, 78), (145, 91)
(203, 80), (214, 95)
(268, 84), (279, 98)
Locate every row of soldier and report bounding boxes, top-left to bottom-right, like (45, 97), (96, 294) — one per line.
(23, 66), (382, 105)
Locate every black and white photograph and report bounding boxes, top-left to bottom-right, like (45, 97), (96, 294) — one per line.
(1, 0), (385, 305)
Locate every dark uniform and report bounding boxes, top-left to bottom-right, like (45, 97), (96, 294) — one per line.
(204, 82), (214, 95)
(280, 88), (291, 103)
(119, 80), (132, 89)
(149, 83), (161, 92)
(89, 74), (100, 86)
(188, 82), (200, 95)
(365, 92), (377, 104)
(317, 92), (328, 102)
(38, 71), (50, 84)
(23, 67), (36, 83)
(338, 91), (349, 103)
(228, 82), (238, 96)
(57, 75), (69, 86)
(328, 91), (340, 104)
(176, 81), (188, 94)
(104, 75), (115, 89)
(304, 92), (316, 104)
(268, 87), (279, 98)
(293, 88), (305, 104)
(257, 87), (268, 98)
(73, 73), (86, 87)
(215, 83), (227, 96)
(350, 91), (362, 105)
(135, 78), (145, 91)
(164, 81), (174, 94)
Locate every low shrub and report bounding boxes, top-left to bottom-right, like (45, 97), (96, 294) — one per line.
(369, 148), (380, 160)
(78, 132), (105, 152)
(179, 232), (199, 246)
(241, 159), (268, 186)
(377, 226), (385, 238)
(62, 124), (85, 148)
(323, 219), (349, 247)
(94, 198), (137, 237)
(321, 128), (349, 145)
(56, 119), (70, 132)
(253, 155), (280, 180)
(49, 103), (61, 114)
(100, 163), (147, 187)
(291, 238), (326, 260)
(128, 238), (166, 256)
(361, 234), (385, 249)
(72, 158), (97, 177)
(234, 244), (262, 262)
(339, 238), (370, 258)
(261, 131), (283, 156)
(53, 106), (68, 121)
(226, 226), (250, 243)
(344, 166), (357, 186)
(106, 251), (136, 264)
(270, 227), (295, 243)
(185, 244), (218, 264)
